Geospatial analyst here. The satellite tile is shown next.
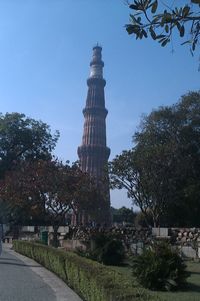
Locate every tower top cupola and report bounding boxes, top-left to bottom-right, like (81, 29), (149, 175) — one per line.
(89, 44), (104, 79)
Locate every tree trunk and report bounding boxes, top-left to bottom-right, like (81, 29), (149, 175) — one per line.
(52, 225), (59, 248)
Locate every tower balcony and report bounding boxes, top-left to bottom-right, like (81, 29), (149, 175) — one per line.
(87, 77), (106, 87)
(77, 144), (110, 159)
(83, 107), (108, 118)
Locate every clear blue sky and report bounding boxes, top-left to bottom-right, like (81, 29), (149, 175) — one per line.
(0, 0), (199, 208)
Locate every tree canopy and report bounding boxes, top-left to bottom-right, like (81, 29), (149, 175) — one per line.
(0, 112), (59, 179)
(110, 91), (200, 227)
(0, 113), (108, 227)
(0, 112), (60, 224)
(126, 0), (200, 55)
(111, 206), (136, 224)
(0, 159), (104, 227)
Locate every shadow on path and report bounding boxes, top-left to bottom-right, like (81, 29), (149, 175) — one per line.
(187, 282), (200, 293)
(0, 257), (20, 261)
(190, 271), (200, 275)
(0, 261), (40, 267)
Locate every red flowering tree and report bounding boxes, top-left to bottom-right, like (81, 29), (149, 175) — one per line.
(0, 159), (99, 245)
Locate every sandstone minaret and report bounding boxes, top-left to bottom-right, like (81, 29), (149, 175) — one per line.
(77, 45), (110, 224)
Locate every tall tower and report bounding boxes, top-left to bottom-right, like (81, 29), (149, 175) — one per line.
(77, 45), (110, 225)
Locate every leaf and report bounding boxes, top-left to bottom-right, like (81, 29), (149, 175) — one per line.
(151, 0), (158, 14)
(158, 37), (166, 43)
(191, 0), (200, 4)
(182, 6), (190, 17)
(180, 26), (185, 37)
(174, 7), (179, 15)
(164, 13), (172, 22)
(178, 7), (183, 16)
(161, 12), (172, 27)
(139, 30), (144, 39)
(153, 15), (162, 22)
(149, 26), (157, 40)
(126, 24), (140, 35)
(176, 22), (185, 37)
(130, 14), (137, 23)
(156, 34), (165, 39)
(129, 4), (138, 10)
(129, 2), (143, 11)
(161, 39), (169, 47)
(165, 24), (169, 33)
(142, 29), (148, 38)
(176, 21), (181, 32)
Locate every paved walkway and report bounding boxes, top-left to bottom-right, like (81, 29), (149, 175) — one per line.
(0, 244), (82, 301)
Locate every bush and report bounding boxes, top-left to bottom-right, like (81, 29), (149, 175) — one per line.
(13, 240), (157, 301)
(132, 241), (190, 291)
(89, 233), (125, 265)
(97, 239), (125, 265)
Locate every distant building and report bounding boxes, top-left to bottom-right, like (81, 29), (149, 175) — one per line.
(77, 45), (111, 225)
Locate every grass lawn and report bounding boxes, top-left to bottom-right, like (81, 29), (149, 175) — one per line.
(152, 261), (200, 301)
(111, 260), (200, 301)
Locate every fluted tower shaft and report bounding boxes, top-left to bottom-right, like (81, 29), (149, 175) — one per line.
(78, 46), (110, 177)
(77, 46), (110, 224)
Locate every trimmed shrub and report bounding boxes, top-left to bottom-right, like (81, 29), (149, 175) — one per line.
(33, 239), (47, 245)
(132, 241), (190, 291)
(13, 240), (157, 301)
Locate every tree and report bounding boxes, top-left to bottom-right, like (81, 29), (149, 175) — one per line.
(0, 200), (12, 224)
(0, 112), (59, 179)
(111, 206), (136, 224)
(109, 149), (170, 227)
(1, 160), (69, 214)
(71, 173), (109, 226)
(126, 0), (200, 54)
(0, 112), (59, 224)
(0, 159), (102, 243)
(110, 91), (200, 227)
(135, 91), (200, 226)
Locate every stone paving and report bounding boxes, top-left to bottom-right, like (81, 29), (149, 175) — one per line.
(0, 244), (82, 301)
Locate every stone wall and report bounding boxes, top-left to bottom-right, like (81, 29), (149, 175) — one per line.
(61, 239), (87, 251)
(170, 228), (200, 246)
(8, 225), (200, 258)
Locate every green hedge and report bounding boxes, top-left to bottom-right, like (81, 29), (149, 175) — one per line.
(13, 240), (156, 301)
